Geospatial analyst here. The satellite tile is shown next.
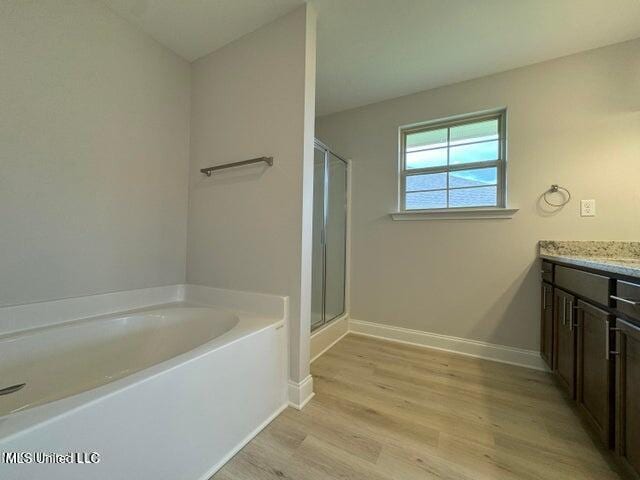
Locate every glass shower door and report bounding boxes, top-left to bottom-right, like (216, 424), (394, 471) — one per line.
(311, 143), (347, 331)
(311, 147), (326, 330)
(324, 152), (347, 322)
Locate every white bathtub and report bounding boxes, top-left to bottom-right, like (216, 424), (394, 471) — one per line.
(0, 287), (288, 480)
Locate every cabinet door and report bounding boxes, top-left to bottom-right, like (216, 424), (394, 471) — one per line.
(554, 288), (576, 398)
(576, 300), (614, 447)
(616, 319), (640, 479)
(541, 282), (554, 368)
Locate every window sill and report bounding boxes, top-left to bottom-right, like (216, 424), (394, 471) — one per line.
(390, 207), (519, 221)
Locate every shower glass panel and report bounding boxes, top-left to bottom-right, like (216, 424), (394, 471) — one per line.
(324, 152), (347, 322)
(311, 141), (347, 332)
(311, 147), (326, 330)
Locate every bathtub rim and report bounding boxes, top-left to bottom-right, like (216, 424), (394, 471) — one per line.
(0, 284), (288, 337)
(0, 309), (285, 442)
(0, 300), (255, 342)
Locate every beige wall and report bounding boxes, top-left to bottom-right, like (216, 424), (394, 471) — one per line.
(0, 0), (191, 307)
(316, 39), (640, 351)
(187, 6), (316, 382)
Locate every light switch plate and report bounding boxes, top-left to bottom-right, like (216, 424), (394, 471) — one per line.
(581, 199), (596, 217)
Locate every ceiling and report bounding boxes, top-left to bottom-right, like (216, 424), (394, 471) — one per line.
(103, 0), (304, 60)
(104, 0), (640, 116)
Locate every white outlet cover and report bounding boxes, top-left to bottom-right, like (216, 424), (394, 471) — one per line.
(581, 199), (596, 217)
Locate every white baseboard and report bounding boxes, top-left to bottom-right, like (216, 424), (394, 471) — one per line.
(310, 315), (349, 363)
(349, 319), (547, 371)
(197, 402), (288, 480)
(288, 375), (315, 410)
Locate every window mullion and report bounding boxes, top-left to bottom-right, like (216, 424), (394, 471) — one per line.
(404, 160), (499, 177)
(446, 127), (450, 208)
(447, 160), (500, 172)
(403, 165), (448, 176)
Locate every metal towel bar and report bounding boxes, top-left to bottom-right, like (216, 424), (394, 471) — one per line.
(200, 156), (273, 176)
(0, 383), (26, 396)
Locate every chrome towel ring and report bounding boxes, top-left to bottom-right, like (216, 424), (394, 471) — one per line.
(543, 184), (571, 207)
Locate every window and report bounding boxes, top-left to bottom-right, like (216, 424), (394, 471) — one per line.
(399, 110), (506, 211)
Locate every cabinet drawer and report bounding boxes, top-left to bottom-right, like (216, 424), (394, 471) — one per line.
(541, 261), (553, 283)
(555, 266), (611, 306)
(613, 281), (640, 321)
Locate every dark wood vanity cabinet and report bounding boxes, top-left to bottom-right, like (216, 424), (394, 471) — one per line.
(540, 259), (640, 478)
(553, 288), (577, 398)
(540, 282), (554, 367)
(616, 319), (640, 479)
(575, 300), (614, 447)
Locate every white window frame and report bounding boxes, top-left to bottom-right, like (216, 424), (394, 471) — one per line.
(398, 110), (507, 212)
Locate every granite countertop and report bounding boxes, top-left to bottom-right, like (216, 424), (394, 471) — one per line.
(539, 241), (640, 278)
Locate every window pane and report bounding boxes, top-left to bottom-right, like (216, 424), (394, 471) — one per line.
(401, 113), (505, 212)
(405, 190), (446, 210)
(450, 119), (498, 145)
(449, 186), (497, 208)
(406, 148), (447, 169)
(406, 172), (447, 192)
(450, 140), (499, 165)
(449, 167), (497, 189)
(406, 128), (447, 150)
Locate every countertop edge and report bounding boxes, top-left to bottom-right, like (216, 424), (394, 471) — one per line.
(540, 254), (640, 279)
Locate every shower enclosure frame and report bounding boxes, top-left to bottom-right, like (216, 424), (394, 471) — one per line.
(311, 139), (350, 332)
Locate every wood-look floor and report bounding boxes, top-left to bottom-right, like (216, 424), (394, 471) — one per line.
(212, 334), (622, 480)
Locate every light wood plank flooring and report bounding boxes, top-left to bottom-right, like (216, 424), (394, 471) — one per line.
(212, 334), (622, 480)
